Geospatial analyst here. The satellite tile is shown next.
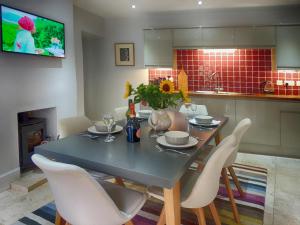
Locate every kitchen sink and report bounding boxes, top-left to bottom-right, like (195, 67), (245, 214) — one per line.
(195, 91), (216, 94)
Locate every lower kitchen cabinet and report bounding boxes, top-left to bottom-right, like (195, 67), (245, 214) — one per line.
(191, 95), (300, 158)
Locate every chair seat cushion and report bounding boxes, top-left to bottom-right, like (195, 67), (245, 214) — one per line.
(100, 181), (147, 218)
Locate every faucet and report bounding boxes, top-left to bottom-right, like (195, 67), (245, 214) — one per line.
(207, 72), (222, 93)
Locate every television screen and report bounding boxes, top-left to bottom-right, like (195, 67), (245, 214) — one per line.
(1, 5), (65, 58)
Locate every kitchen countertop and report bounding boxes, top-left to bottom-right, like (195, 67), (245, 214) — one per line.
(189, 91), (300, 102)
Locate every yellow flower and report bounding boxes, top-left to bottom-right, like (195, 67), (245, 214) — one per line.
(123, 81), (132, 99)
(159, 80), (175, 94)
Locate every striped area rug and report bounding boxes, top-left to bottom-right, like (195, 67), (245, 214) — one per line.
(13, 163), (267, 225)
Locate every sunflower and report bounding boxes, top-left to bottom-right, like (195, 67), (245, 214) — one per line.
(123, 81), (132, 99)
(159, 80), (175, 94)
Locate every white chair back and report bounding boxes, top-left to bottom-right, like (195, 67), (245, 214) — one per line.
(32, 154), (128, 225)
(179, 104), (208, 117)
(224, 118), (252, 167)
(181, 135), (237, 208)
(59, 116), (92, 138)
(114, 106), (128, 121)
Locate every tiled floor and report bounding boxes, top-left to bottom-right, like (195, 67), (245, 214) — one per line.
(0, 153), (299, 225)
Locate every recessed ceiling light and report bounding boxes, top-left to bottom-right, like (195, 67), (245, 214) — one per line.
(131, 4), (136, 9)
(198, 1), (203, 5)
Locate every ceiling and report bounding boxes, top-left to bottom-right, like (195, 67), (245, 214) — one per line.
(73, 0), (300, 18)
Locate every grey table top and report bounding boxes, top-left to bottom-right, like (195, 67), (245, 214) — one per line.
(35, 117), (227, 189)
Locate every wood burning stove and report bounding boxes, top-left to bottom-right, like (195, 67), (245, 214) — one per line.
(18, 113), (46, 172)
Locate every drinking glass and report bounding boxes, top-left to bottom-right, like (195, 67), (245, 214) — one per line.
(103, 114), (115, 143)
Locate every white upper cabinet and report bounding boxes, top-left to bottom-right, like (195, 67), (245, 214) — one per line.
(234, 26), (276, 47)
(202, 27), (235, 47)
(144, 29), (173, 67)
(173, 28), (203, 47)
(276, 26), (300, 69)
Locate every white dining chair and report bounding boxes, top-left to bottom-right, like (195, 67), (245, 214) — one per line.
(114, 106), (128, 121)
(179, 104), (208, 117)
(148, 135), (237, 225)
(32, 154), (146, 225)
(220, 118), (252, 223)
(59, 116), (93, 139)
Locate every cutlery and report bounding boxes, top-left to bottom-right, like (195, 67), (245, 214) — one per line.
(155, 145), (191, 156)
(192, 136), (205, 141)
(79, 133), (99, 140)
(150, 132), (165, 138)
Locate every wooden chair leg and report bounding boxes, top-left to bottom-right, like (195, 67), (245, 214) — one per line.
(228, 166), (244, 197)
(192, 208), (207, 225)
(222, 168), (240, 224)
(157, 206), (166, 225)
(65, 223), (71, 225)
(114, 177), (125, 187)
(125, 220), (135, 225)
(208, 202), (221, 225)
(55, 212), (63, 225)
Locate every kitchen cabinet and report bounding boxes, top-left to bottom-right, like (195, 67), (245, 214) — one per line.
(235, 100), (281, 147)
(173, 28), (203, 48)
(276, 26), (300, 69)
(281, 112), (300, 156)
(202, 27), (235, 47)
(234, 26), (276, 47)
(144, 29), (173, 67)
(191, 94), (300, 158)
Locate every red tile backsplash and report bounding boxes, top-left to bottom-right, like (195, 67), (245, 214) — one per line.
(148, 49), (300, 95)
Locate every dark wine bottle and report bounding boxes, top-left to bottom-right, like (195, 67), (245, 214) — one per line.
(125, 102), (141, 143)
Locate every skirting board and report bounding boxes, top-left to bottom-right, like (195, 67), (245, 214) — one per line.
(0, 168), (20, 192)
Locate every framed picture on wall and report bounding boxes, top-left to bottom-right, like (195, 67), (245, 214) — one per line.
(115, 43), (135, 66)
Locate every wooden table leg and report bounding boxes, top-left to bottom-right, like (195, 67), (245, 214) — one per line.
(55, 212), (66, 225)
(55, 212), (62, 225)
(163, 182), (181, 225)
(214, 131), (222, 145)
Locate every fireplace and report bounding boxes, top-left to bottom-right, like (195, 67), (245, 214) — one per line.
(18, 112), (47, 172)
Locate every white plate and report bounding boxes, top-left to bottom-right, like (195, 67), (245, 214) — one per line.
(189, 118), (221, 127)
(156, 136), (198, 149)
(88, 125), (123, 134)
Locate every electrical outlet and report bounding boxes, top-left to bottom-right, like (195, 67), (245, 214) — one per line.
(284, 80), (295, 86)
(297, 81), (300, 86)
(276, 80), (283, 85)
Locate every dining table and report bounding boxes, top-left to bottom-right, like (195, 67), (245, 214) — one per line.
(35, 116), (228, 225)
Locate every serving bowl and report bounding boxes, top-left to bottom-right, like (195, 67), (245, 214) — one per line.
(164, 131), (189, 145)
(194, 115), (213, 124)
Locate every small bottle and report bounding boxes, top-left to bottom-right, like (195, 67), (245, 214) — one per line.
(125, 103), (141, 143)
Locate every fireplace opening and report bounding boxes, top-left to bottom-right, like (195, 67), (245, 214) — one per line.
(18, 108), (57, 172)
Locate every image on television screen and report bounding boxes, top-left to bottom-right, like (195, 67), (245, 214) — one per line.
(1, 5), (65, 58)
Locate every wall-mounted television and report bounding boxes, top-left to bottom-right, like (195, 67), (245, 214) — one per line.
(0, 5), (65, 58)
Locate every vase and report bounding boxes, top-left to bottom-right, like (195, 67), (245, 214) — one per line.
(148, 109), (172, 131)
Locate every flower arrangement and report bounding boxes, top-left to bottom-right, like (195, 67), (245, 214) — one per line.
(124, 80), (190, 110)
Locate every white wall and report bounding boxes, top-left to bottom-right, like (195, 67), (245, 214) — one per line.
(90, 5), (300, 117)
(0, 0), (76, 190)
(73, 6), (104, 116)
